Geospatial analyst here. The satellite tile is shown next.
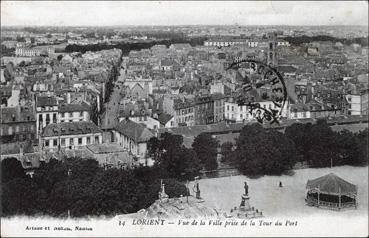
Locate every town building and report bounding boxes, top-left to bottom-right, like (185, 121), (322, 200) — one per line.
(58, 102), (91, 123)
(15, 46), (55, 57)
(174, 99), (195, 127)
(113, 119), (155, 158)
(0, 105), (37, 144)
(344, 94), (362, 115)
(224, 97), (289, 122)
(194, 95), (215, 125)
(36, 95), (59, 136)
(41, 121), (103, 151)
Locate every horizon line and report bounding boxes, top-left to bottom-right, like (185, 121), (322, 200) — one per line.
(2, 24), (368, 28)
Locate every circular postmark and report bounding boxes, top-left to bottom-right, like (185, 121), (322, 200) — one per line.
(225, 59), (287, 124)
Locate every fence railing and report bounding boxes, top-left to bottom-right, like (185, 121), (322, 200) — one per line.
(306, 196), (356, 209)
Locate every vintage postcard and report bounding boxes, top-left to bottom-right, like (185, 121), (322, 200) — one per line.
(0, 1), (368, 237)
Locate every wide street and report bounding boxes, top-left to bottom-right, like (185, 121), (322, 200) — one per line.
(101, 57), (127, 130)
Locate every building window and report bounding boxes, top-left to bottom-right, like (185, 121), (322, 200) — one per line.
(78, 138), (82, 145)
(95, 136), (99, 144)
(79, 112), (83, 117)
(227, 105), (229, 111)
(61, 138), (65, 146)
(61, 112), (65, 118)
(69, 112), (73, 117)
(53, 139), (57, 146)
(87, 137), (90, 144)
(70, 138), (74, 145)
(45, 140), (49, 147)
(53, 113), (57, 123)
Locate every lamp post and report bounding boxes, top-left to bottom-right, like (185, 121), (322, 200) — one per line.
(67, 168), (72, 218)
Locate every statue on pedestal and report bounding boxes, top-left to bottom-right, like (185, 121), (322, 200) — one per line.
(240, 181), (250, 209)
(193, 177), (201, 199)
(244, 181), (249, 196)
(158, 179), (169, 202)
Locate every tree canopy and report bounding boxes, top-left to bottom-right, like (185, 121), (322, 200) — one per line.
(1, 157), (26, 183)
(235, 123), (297, 176)
(1, 156), (189, 218)
(148, 132), (201, 180)
(192, 133), (219, 171)
(285, 120), (368, 168)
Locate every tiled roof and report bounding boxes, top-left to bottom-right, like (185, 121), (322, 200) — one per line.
(157, 113), (173, 125)
(36, 95), (58, 107)
(58, 102), (90, 112)
(170, 43), (192, 50)
(114, 119), (154, 143)
(87, 143), (127, 154)
(174, 99), (194, 110)
(118, 103), (150, 118)
(1, 106), (35, 123)
(42, 121), (102, 137)
(278, 65), (298, 74)
(290, 103), (310, 112)
(160, 59), (174, 66)
(0, 141), (34, 155)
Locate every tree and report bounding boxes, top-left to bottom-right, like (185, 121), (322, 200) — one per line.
(1, 157), (26, 183)
(356, 129), (368, 165)
(3, 62), (15, 82)
(1, 178), (45, 216)
(333, 129), (361, 166)
(235, 123), (297, 176)
(192, 133), (219, 171)
(140, 178), (189, 208)
(285, 122), (313, 161)
(148, 133), (201, 180)
(84, 169), (146, 216)
(1, 156), (193, 218)
(48, 179), (88, 217)
(305, 119), (338, 168)
(221, 142), (234, 162)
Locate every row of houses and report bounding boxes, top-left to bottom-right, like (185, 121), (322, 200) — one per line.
(204, 38), (290, 48)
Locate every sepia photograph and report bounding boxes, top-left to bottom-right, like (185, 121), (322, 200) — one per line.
(0, 1), (368, 237)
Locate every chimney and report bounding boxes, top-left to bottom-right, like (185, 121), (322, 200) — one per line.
(67, 92), (71, 104)
(19, 144), (24, 158)
(307, 83), (313, 103)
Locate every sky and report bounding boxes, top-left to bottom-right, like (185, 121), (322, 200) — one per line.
(1, 1), (368, 26)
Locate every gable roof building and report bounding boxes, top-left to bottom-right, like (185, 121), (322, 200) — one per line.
(113, 119), (155, 158)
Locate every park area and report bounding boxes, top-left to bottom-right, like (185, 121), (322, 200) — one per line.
(191, 165), (368, 218)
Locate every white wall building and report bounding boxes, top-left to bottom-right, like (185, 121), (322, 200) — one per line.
(41, 121), (103, 152)
(345, 94), (362, 115)
(224, 99), (289, 122)
(113, 119), (154, 158)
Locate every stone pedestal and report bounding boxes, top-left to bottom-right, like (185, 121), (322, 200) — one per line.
(239, 194), (251, 211)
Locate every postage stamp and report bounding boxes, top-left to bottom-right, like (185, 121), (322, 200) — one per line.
(226, 58), (288, 124)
